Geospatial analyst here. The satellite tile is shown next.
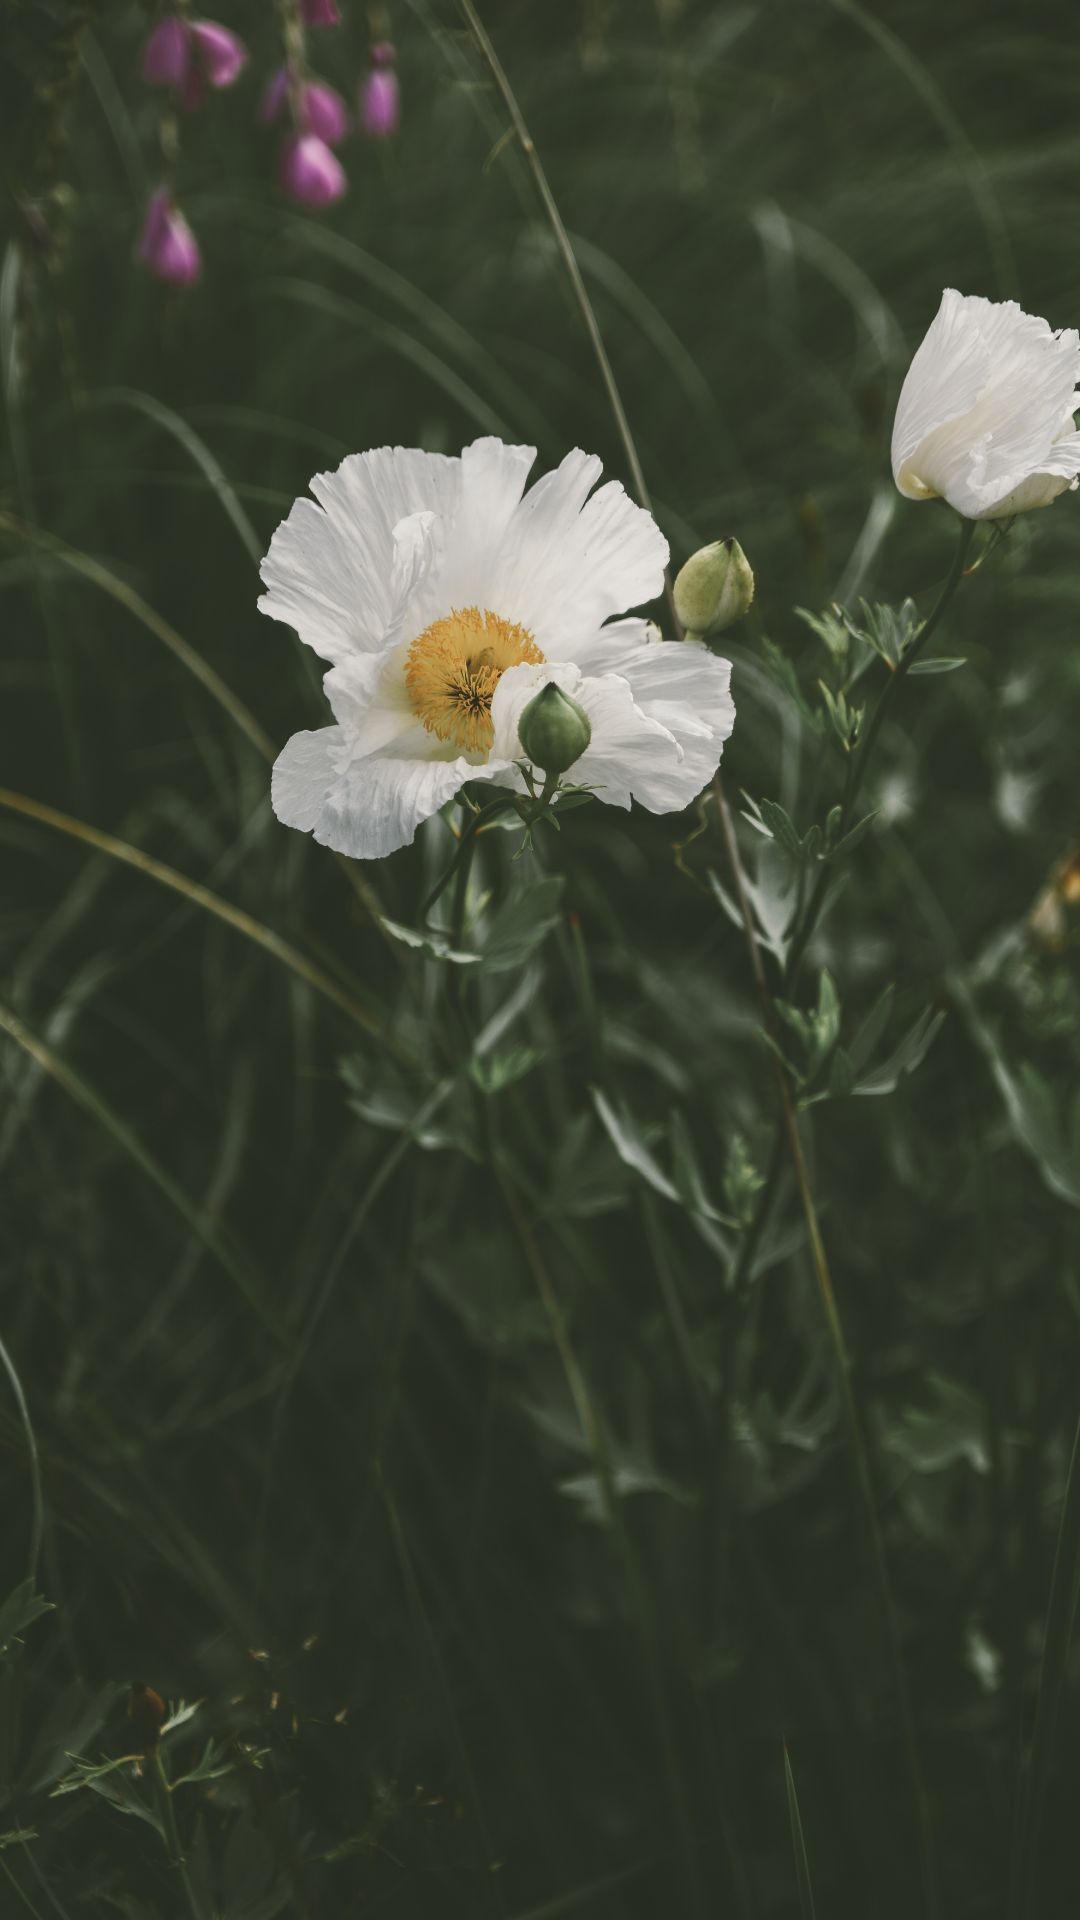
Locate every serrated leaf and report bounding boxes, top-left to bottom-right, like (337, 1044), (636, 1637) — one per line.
(759, 634), (822, 729)
(794, 603), (849, 663)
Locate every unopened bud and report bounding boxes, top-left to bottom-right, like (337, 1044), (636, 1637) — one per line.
(673, 536), (754, 637)
(518, 682), (592, 776)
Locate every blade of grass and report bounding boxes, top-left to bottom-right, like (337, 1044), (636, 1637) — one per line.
(86, 387), (263, 566)
(0, 786), (386, 1043)
(0, 1332), (44, 1584)
(1010, 1405), (1080, 1920)
(0, 1001), (281, 1342)
(784, 1743), (818, 1920)
(826, 0), (1013, 295)
(265, 280), (511, 439)
(0, 512), (273, 761)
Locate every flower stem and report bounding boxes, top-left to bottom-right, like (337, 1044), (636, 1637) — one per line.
(492, 1156), (708, 1920)
(152, 1750), (205, 1920)
(785, 514), (975, 989)
(712, 776), (941, 1920)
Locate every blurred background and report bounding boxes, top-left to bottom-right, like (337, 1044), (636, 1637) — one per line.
(3, 2), (1080, 1915)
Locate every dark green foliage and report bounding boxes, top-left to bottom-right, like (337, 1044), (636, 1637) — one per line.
(2, 3), (1080, 1917)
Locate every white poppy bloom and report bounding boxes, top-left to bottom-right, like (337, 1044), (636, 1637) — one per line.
(259, 437), (736, 860)
(891, 289), (1080, 520)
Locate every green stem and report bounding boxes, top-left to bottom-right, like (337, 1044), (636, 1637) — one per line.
(786, 515), (975, 988)
(712, 778), (941, 1920)
(1010, 1404), (1080, 1920)
(493, 1156), (708, 1920)
(152, 1751), (204, 1920)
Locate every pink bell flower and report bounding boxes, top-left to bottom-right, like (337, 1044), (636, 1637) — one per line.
(140, 14), (248, 101)
(190, 20), (248, 88)
(299, 0), (341, 23)
(138, 188), (202, 286)
(260, 68), (349, 146)
(279, 133), (347, 206)
(359, 47), (399, 139)
(141, 15), (190, 86)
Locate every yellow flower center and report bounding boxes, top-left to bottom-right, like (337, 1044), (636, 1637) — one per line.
(404, 607), (545, 755)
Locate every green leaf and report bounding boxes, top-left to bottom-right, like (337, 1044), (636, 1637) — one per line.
(590, 1087), (680, 1206)
(844, 596), (923, 667)
(559, 1461), (697, 1522)
(758, 634), (823, 730)
(883, 1374), (989, 1476)
(959, 991), (1080, 1208)
(854, 1007), (945, 1096)
(794, 603), (849, 664)
(846, 984), (896, 1074)
(907, 655), (967, 675)
(381, 918), (480, 965)
(0, 1581), (53, 1661)
(826, 809), (878, 861)
(479, 875), (565, 972)
(468, 1045), (544, 1094)
(669, 1110), (735, 1225)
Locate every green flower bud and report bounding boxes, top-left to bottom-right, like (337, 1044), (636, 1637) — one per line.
(518, 681), (592, 776)
(673, 536), (754, 637)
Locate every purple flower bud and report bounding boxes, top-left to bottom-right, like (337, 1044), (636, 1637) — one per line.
(279, 134), (347, 206)
(190, 20), (248, 88)
(359, 67), (400, 139)
(139, 188), (202, 286)
(300, 0), (341, 22)
(260, 68), (348, 146)
(370, 41), (396, 67)
(301, 79), (349, 145)
(141, 15), (190, 87)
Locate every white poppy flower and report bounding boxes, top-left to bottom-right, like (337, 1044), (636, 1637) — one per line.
(891, 289), (1080, 520)
(259, 437), (736, 860)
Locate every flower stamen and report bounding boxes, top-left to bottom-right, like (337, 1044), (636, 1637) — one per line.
(404, 607), (544, 754)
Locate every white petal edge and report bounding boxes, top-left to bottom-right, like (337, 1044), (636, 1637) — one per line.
(483, 450), (669, 656)
(575, 626), (736, 801)
(271, 724), (511, 860)
(258, 445), (462, 664)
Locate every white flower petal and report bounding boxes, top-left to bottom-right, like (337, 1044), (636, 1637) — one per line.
(258, 446), (461, 662)
(323, 650), (415, 756)
(428, 438), (536, 610)
(892, 290), (1080, 520)
(272, 723), (511, 860)
(482, 449), (669, 655)
(576, 628), (735, 799)
(492, 660), (687, 813)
